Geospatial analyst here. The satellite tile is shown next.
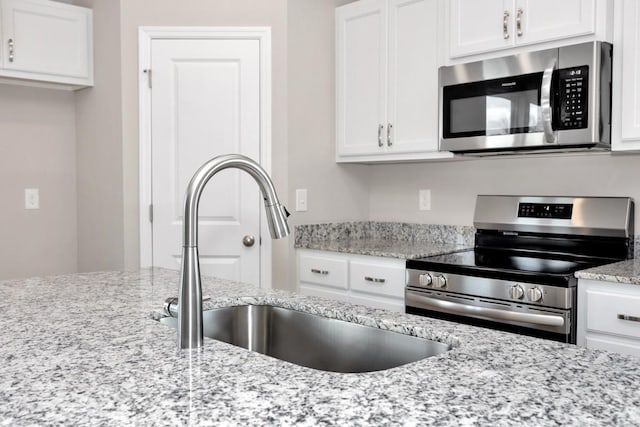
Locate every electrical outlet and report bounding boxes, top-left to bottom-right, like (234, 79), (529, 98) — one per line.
(25, 188), (39, 210)
(419, 189), (431, 211)
(296, 189), (308, 212)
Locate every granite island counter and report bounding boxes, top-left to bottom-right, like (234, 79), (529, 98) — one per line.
(1, 268), (639, 426)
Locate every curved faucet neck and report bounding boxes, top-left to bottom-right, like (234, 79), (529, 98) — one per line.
(182, 154), (281, 248)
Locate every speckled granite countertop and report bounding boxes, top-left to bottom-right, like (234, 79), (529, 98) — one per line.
(576, 258), (640, 285)
(295, 238), (470, 259)
(1, 268), (640, 425)
(294, 222), (474, 259)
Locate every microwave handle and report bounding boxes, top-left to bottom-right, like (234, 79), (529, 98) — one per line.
(540, 59), (557, 144)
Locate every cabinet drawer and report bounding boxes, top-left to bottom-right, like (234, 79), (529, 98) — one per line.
(585, 335), (640, 358)
(586, 289), (640, 339)
(298, 253), (348, 289)
(349, 259), (405, 298)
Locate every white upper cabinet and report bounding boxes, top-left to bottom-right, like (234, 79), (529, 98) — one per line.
(449, 0), (511, 58)
(448, 0), (609, 61)
(612, 0), (640, 152)
(0, 0), (93, 89)
(336, 0), (387, 158)
(336, 0), (452, 163)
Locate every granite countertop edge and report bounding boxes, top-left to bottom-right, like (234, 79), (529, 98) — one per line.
(575, 258), (640, 286)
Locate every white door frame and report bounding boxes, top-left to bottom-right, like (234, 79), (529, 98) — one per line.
(138, 26), (273, 288)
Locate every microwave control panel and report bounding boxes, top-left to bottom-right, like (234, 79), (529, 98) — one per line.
(556, 66), (589, 130)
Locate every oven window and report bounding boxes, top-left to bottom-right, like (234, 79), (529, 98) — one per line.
(443, 72), (544, 138)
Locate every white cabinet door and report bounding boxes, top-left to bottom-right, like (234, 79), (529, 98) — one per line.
(0, 0), (92, 85)
(612, 0), (640, 152)
(515, 0), (595, 47)
(449, 0), (512, 58)
(387, 0), (440, 154)
(336, 0), (387, 157)
(577, 279), (640, 358)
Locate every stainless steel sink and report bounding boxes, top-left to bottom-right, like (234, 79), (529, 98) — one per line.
(160, 305), (450, 373)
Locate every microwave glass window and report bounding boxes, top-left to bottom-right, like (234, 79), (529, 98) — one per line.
(449, 89), (542, 136)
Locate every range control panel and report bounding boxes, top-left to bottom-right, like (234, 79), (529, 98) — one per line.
(556, 65), (589, 130)
(518, 203), (573, 219)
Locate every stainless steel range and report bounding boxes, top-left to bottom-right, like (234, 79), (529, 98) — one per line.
(406, 196), (634, 343)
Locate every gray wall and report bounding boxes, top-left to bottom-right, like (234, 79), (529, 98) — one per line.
(75, 0), (125, 272)
(368, 153), (640, 226)
(0, 85), (77, 279)
(285, 0), (370, 290)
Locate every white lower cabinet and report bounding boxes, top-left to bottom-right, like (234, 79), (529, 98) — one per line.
(297, 249), (405, 312)
(577, 279), (640, 357)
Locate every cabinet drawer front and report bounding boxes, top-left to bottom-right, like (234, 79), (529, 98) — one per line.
(299, 253), (348, 289)
(585, 336), (640, 358)
(349, 260), (405, 298)
(586, 289), (640, 339)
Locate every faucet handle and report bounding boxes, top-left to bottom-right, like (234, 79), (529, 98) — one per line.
(164, 296), (211, 317)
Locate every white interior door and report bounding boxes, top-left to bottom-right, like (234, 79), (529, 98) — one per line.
(150, 38), (263, 286)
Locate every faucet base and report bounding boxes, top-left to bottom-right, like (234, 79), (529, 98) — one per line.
(178, 246), (203, 349)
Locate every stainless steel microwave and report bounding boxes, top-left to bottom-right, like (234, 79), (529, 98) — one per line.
(439, 42), (612, 154)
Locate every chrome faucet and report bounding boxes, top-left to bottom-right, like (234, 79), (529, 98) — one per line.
(177, 154), (290, 350)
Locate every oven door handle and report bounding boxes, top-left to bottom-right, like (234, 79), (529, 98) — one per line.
(405, 291), (565, 327)
(540, 58), (557, 144)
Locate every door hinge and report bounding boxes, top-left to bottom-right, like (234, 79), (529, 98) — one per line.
(143, 69), (152, 89)
(149, 204), (154, 223)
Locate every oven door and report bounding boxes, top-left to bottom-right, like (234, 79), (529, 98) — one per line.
(405, 287), (574, 343)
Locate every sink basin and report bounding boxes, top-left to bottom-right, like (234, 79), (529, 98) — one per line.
(160, 305), (450, 373)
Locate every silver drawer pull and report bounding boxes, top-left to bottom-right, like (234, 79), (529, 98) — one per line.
(364, 276), (385, 284)
(311, 268), (329, 275)
(617, 314), (640, 323)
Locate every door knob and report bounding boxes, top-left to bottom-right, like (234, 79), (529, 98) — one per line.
(242, 235), (256, 247)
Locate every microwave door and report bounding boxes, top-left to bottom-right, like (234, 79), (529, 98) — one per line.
(441, 72), (552, 152)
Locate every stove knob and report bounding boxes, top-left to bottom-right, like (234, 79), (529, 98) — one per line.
(509, 285), (524, 300)
(527, 287), (543, 303)
(418, 273), (433, 287)
(433, 274), (447, 288)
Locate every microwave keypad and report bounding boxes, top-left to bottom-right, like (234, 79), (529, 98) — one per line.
(557, 66), (589, 130)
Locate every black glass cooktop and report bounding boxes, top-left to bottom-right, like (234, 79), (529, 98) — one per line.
(406, 249), (612, 287)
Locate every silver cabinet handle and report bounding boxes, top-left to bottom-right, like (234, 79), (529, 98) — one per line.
(540, 58), (557, 144)
(242, 235), (255, 247)
(377, 124), (384, 147)
(8, 38), (14, 62)
(503, 11), (510, 39)
(364, 276), (386, 283)
(387, 123), (393, 146)
(516, 8), (523, 37)
(618, 314), (640, 323)
(311, 268), (329, 275)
